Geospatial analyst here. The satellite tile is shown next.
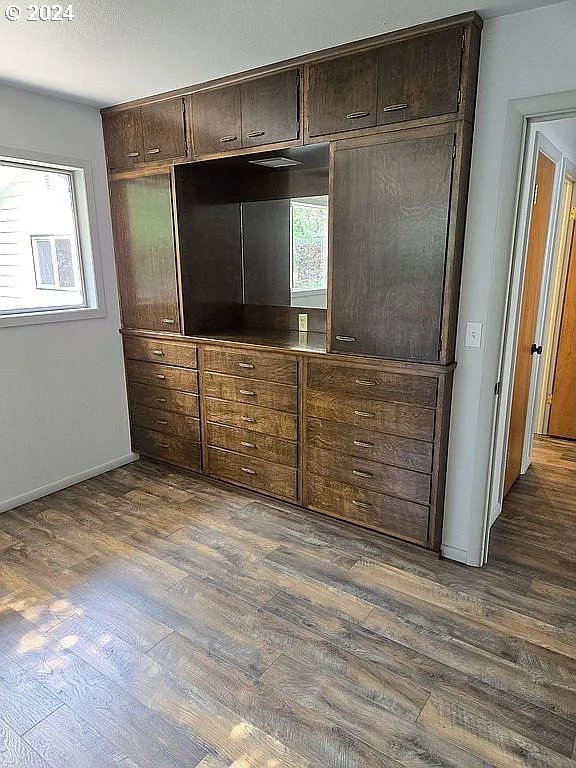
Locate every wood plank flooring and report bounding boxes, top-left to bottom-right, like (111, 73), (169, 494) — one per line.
(0, 436), (575, 767)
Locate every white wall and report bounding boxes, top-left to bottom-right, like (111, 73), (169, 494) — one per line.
(442, 0), (576, 564)
(0, 84), (133, 512)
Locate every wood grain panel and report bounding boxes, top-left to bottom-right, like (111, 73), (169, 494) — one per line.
(129, 404), (201, 440)
(102, 109), (143, 170)
(132, 426), (201, 471)
(241, 69), (300, 147)
(123, 336), (197, 368)
(126, 360), (198, 393)
(206, 422), (297, 466)
(191, 86), (242, 156)
(141, 98), (187, 162)
(204, 398), (297, 440)
(207, 447), (297, 501)
(128, 382), (199, 416)
(203, 347), (297, 384)
(203, 372), (297, 412)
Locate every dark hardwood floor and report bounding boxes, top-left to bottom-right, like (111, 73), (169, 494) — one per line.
(0, 437), (575, 767)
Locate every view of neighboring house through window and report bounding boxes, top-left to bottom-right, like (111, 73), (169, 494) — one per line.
(290, 195), (328, 308)
(0, 161), (85, 314)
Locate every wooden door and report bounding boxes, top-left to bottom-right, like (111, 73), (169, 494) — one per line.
(141, 98), (187, 163)
(377, 27), (463, 126)
(241, 70), (299, 148)
(306, 51), (378, 137)
(191, 86), (242, 156)
(109, 173), (181, 332)
(102, 109), (143, 170)
(330, 127), (455, 361)
(549, 215), (576, 439)
(504, 152), (556, 494)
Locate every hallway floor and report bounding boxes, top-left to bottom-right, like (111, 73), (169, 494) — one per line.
(0, 447), (575, 767)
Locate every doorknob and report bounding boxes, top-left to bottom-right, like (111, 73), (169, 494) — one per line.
(530, 343), (543, 355)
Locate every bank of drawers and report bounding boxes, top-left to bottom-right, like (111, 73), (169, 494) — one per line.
(304, 360), (437, 545)
(123, 336), (201, 471)
(203, 347), (298, 502)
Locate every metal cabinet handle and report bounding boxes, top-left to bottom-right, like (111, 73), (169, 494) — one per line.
(161, 318), (176, 325)
(336, 335), (356, 343)
(240, 441), (256, 448)
(159, 441), (170, 448)
(353, 440), (374, 448)
(155, 374), (166, 380)
(246, 130), (265, 138)
(353, 470), (373, 478)
(152, 350), (164, 356)
(241, 467), (256, 475)
(155, 397), (168, 403)
(126, 151), (140, 158)
(345, 111), (370, 120)
(241, 416), (256, 423)
(381, 103), (408, 112)
(157, 419), (168, 425)
(352, 499), (372, 508)
(355, 379), (376, 387)
(354, 410), (375, 418)
(219, 135), (238, 143)
(147, 148), (161, 154)
(238, 362), (255, 369)
(239, 389), (256, 396)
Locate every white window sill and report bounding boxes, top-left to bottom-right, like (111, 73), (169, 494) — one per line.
(0, 306), (106, 328)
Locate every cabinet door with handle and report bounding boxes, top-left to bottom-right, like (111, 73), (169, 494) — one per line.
(377, 27), (464, 126)
(141, 98), (187, 163)
(109, 173), (181, 333)
(306, 50), (378, 138)
(102, 109), (144, 170)
(241, 69), (299, 147)
(191, 86), (242, 156)
(330, 128), (455, 361)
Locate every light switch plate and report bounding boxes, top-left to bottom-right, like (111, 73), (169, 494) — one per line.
(298, 313), (308, 332)
(465, 321), (483, 348)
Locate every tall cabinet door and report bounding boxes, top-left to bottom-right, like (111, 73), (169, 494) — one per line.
(110, 173), (181, 332)
(330, 127), (455, 361)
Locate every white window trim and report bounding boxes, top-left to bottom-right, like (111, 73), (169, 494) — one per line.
(0, 146), (106, 328)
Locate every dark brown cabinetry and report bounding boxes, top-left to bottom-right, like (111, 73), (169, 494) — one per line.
(102, 109), (144, 170)
(191, 86), (243, 156)
(109, 172), (181, 332)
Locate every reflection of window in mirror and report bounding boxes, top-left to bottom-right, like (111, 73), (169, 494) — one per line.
(290, 196), (328, 309)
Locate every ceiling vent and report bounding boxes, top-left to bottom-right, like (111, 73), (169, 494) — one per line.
(248, 157), (303, 168)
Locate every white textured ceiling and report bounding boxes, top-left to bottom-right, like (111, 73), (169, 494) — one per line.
(0, 0), (569, 107)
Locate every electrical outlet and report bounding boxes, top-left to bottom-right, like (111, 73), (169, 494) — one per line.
(298, 313), (308, 332)
(465, 321), (482, 348)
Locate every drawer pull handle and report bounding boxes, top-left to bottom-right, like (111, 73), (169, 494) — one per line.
(219, 135), (238, 143)
(336, 335), (356, 343)
(238, 362), (255, 369)
(354, 410), (375, 418)
(126, 151), (140, 158)
(352, 499), (372, 508)
(147, 148), (161, 154)
(345, 111), (370, 120)
(239, 389), (256, 396)
(155, 374), (166, 380)
(240, 441), (256, 448)
(159, 441), (170, 448)
(152, 350), (164, 356)
(246, 130), (265, 138)
(157, 419), (168, 425)
(241, 416), (256, 423)
(355, 379), (376, 387)
(353, 440), (374, 448)
(381, 103), (408, 113)
(161, 318), (176, 325)
(155, 397), (168, 403)
(241, 467), (256, 475)
(353, 470), (373, 479)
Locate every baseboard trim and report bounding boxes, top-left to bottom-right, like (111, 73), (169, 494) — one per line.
(0, 452), (139, 514)
(441, 543), (468, 564)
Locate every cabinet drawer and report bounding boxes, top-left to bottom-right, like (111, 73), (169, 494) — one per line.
(204, 398), (297, 440)
(307, 446), (430, 504)
(306, 390), (435, 441)
(306, 417), (432, 473)
(128, 382), (199, 417)
(126, 360), (198, 393)
(203, 347), (297, 384)
(129, 404), (200, 441)
(132, 426), (201, 471)
(124, 336), (197, 368)
(307, 361), (437, 407)
(206, 422), (297, 467)
(207, 447), (297, 502)
(307, 474), (429, 545)
(203, 372), (297, 412)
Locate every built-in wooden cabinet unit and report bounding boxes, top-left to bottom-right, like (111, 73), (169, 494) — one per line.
(103, 12), (482, 551)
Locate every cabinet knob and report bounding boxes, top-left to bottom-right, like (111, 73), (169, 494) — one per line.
(246, 130), (265, 138)
(335, 335), (356, 343)
(147, 148), (161, 154)
(355, 379), (376, 387)
(381, 103), (408, 113)
(241, 467), (256, 475)
(152, 350), (164, 356)
(353, 440), (374, 449)
(155, 374), (166, 380)
(219, 135), (238, 143)
(352, 499), (372, 508)
(345, 111), (370, 120)
(354, 410), (375, 418)
(126, 151), (140, 158)
(352, 470), (373, 479)
(238, 362), (255, 369)
(240, 441), (256, 449)
(239, 389), (256, 397)
(530, 343), (543, 355)
(241, 416), (256, 423)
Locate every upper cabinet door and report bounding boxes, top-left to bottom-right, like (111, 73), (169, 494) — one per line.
(306, 51), (378, 137)
(377, 27), (463, 126)
(102, 109), (143, 170)
(192, 86), (242, 156)
(110, 173), (181, 333)
(141, 98), (187, 163)
(330, 128), (455, 362)
(241, 69), (299, 148)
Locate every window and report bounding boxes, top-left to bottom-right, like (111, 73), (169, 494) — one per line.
(290, 197), (329, 293)
(0, 153), (103, 324)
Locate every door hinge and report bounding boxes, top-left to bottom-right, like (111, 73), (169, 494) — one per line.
(495, 381), (501, 396)
(546, 392), (553, 406)
(438, 339), (443, 356)
(570, 206), (576, 221)
(532, 184), (539, 206)
(457, 88), (462, 106)
(461, 31), (466, 52)
(452, 140), (457, 159)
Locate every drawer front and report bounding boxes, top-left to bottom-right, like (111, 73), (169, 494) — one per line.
(307, 446), (430, 504)
(126, 360), (198, 394)
(307, 474), (429, 545)
(129, 404), (200, 441)
(306, 390), (435, 441)
(207, 447), (297, 501)
(203, 372), (297, 413)
(306, 417), (432, 473)
(307, 361), (437, 407)
(124, 336), (197, 368)
(206, 422), (297, 467)
(205, 398), (297, 440)
(132, 426), (201, 471)
(203, 347), (297, 385)
(128, 382), (199, 417)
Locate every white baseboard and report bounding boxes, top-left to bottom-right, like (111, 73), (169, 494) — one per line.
(441, 544), (468, 564)
(489, 501), (503, 527)
(0, 452), (139, 514)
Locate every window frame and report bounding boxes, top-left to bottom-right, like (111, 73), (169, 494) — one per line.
(0, 147), (106, 327)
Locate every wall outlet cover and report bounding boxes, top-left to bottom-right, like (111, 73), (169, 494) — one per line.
(298, 313), (308, 332)
(465, 321), (483, 348)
